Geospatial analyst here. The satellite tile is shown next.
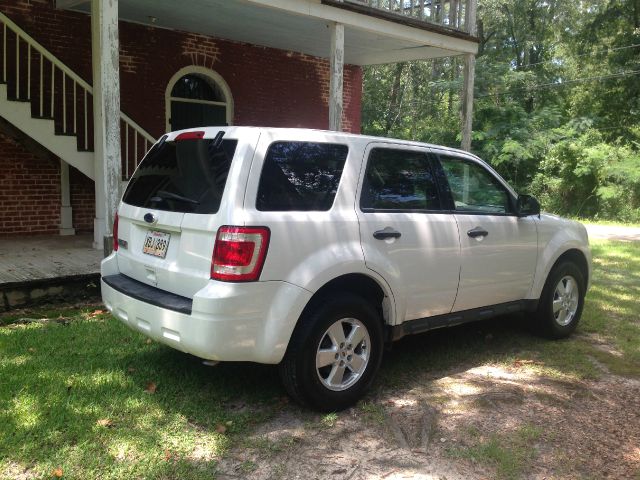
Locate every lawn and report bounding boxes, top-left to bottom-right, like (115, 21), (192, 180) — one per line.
(1, 239), (639, 479)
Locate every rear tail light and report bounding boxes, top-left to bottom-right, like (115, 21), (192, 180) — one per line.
(211, 226), (270, 282)
(113, 212), (119, 252)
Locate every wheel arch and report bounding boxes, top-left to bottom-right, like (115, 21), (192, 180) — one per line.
(301, 273), (393, 327)
(552, 248), (590, 288)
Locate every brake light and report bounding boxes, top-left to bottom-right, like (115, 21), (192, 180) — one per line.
(113, 212), (119, 252)
(211, 226), (270, 282)
(175, 131), (205, 141)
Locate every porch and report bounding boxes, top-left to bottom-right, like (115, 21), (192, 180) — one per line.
(0, 0), (478, 251)
(0, 235), (101, 310)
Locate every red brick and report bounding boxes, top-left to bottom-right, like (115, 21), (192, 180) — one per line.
(1, 0), (363, 234)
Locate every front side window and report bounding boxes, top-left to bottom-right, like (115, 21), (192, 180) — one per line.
(439, 155), (511, 214)
(122, 138), (237, 214)
(361, 148), (440, 211)
(256, 142), (348, 211)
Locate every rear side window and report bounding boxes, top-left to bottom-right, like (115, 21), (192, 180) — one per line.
(256, 142), (348, 211)
(361, 148), (440, 211)
(122, 138), (237, 214)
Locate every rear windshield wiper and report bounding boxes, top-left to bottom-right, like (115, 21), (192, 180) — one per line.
(152, 190), (200, 205)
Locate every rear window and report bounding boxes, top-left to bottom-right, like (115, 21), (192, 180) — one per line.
(256, 142), (348, 211)
(122, 138), (237, 214)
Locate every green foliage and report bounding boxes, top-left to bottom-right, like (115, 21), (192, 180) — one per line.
(531, 129), (640, 221)
(361, 0), (640, 222)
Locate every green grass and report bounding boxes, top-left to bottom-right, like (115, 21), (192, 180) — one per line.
(1, 239), (639, 479)
(580, 240), (640, 375)
(449, 424), (544, 480)
(0, 311), (283, 479)
(359, 401), (386, 425)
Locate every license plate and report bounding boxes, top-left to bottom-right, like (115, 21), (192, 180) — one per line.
(143, 230), (171, 258)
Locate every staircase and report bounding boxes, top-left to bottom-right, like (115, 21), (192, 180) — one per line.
(0, 12), (154, 181)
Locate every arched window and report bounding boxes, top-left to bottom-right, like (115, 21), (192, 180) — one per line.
(165, 67), (233, 131)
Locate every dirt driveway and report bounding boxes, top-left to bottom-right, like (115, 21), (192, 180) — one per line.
(212, 237), (640, 480)
(214, 326), (640, 480)
(585, 224), (640, 242)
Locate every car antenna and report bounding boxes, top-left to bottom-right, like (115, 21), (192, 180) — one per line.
(213, 131), (225, 148)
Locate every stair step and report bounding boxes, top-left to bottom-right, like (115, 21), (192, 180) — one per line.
(0, 89), (95, 180)
(77, 148), (94, 153)
(6, 97), (31, 103)
(32, 114), (55, 120)
(54, 132), (79, 137)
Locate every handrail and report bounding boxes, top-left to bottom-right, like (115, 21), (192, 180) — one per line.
(0, 11), (155, 178)
(342, 0), (475, 33)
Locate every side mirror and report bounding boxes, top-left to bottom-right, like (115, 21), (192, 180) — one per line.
(516, 194), (541, 217)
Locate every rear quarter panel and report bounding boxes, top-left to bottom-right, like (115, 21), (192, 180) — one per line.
(241, 129), (398, 323)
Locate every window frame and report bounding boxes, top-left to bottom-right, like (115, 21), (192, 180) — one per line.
(165, 66), (234, 132)
(358, 145), (447, 214)
(431, 150), (518, 216)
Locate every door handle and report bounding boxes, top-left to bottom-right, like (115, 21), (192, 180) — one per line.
(373, 228), (401, 240)
(467, 227), (489, 238)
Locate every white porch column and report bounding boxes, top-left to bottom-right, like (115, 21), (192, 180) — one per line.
(59, 160), (76, 236)
(91, 0), (122, 253)
(461, 0), (477, 152)
(329, 22), (344, 131)
(461, 54), (475, 152)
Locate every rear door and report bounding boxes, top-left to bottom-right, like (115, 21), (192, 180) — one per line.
(116, 128), (259, 298)
(356, 144), (461, 322)
(433, 151), (538, 311)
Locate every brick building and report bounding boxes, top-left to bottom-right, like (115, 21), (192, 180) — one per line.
(0, 0), (478, 249)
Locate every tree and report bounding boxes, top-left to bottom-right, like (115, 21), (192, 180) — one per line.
(361, 0), (640, 221)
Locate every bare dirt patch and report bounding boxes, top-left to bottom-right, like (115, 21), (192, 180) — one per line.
(215, 361), (640, 479)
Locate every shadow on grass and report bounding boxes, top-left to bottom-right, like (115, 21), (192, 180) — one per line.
(0, 316), (283, 479)
(1, 311), (566, 478)
(2, 240), (638, 478)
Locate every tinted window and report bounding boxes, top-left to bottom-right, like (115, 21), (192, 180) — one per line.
(439, 155), (511, 214)
(256, 142), (348, 211)
(361, 148), (440, 211)
(122, 138), (237, 214)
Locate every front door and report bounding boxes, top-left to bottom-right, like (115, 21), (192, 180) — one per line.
(356, 145), (461, 323)
(434, 152), (538, 312)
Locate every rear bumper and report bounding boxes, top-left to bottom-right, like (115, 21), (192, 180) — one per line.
(101, 268), (312, 364)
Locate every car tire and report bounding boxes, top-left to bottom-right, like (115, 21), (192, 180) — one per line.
(279, 292), (384, 412)
(532, 261), (585, 339)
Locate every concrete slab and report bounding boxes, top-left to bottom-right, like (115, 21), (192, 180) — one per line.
(584, 224), (640, 242)
(0, 235), (102, 285)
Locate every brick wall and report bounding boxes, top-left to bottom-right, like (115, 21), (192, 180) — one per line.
(0, 0), (363, 235)
(1, 0), (363, 137)
(0, 131), (61, 235)
(0, 128), (95, 236)
(69, 168), (94, 234)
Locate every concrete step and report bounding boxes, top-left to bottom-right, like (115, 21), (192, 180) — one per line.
(1, 274), (101, 311)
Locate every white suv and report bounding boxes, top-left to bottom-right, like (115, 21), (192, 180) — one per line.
(101, 127), (591, 411)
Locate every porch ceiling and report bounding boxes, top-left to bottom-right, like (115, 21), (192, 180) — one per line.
(57, 0), (478, 65)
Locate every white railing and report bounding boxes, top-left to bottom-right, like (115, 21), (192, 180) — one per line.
(344, 0), (475, 33)
(0, 12), (155, 179)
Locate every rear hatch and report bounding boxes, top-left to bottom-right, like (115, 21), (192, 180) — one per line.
(116, 128), (259, 298)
